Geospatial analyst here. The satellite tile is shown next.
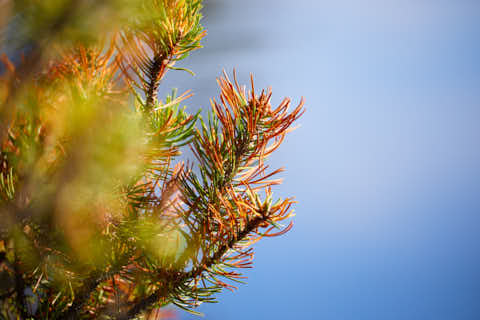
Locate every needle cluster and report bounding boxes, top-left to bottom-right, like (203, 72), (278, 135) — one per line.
(0, 1), (304, 319)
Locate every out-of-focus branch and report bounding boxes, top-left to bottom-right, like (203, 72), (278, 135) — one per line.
(0, 0), (109, 144)
(14, 251), (27, 319)
(62, 268), (120, 320)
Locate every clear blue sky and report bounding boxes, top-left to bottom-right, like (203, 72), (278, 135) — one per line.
(160, 1), (480, 319)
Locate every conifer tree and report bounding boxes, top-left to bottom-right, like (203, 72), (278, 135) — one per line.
(0, 1), (304, 318)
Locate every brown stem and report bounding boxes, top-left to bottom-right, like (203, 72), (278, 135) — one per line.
(59, 263), (126, 320)
(144, 54), (165, 110)
(118, 216), (264, 320)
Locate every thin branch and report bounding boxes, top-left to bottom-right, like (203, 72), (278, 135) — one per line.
(61, 264), (123, 319)
(144, 54), (165, 110)
(117, 215), (264, 320)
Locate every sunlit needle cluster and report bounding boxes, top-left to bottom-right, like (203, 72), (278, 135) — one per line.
(0, 0), (304, 318)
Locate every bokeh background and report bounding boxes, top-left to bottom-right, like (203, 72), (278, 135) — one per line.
(159, 0), (480, 319)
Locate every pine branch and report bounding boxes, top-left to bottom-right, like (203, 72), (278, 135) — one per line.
(117, 0), (205, 110)
(184, 215), (265, 281)
(117, 215), (265, 320)
(62, 267), (122, 320)
(0, 0), (110, 145)
(116, 73), (304, 319)
(0, 1), (304, 318)
(145, 54), (165, 109)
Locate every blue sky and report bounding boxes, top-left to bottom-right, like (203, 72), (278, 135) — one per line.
(159, 1), (480, 319)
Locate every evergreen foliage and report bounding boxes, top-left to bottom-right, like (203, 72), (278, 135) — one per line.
(0, 0), (304, 318)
